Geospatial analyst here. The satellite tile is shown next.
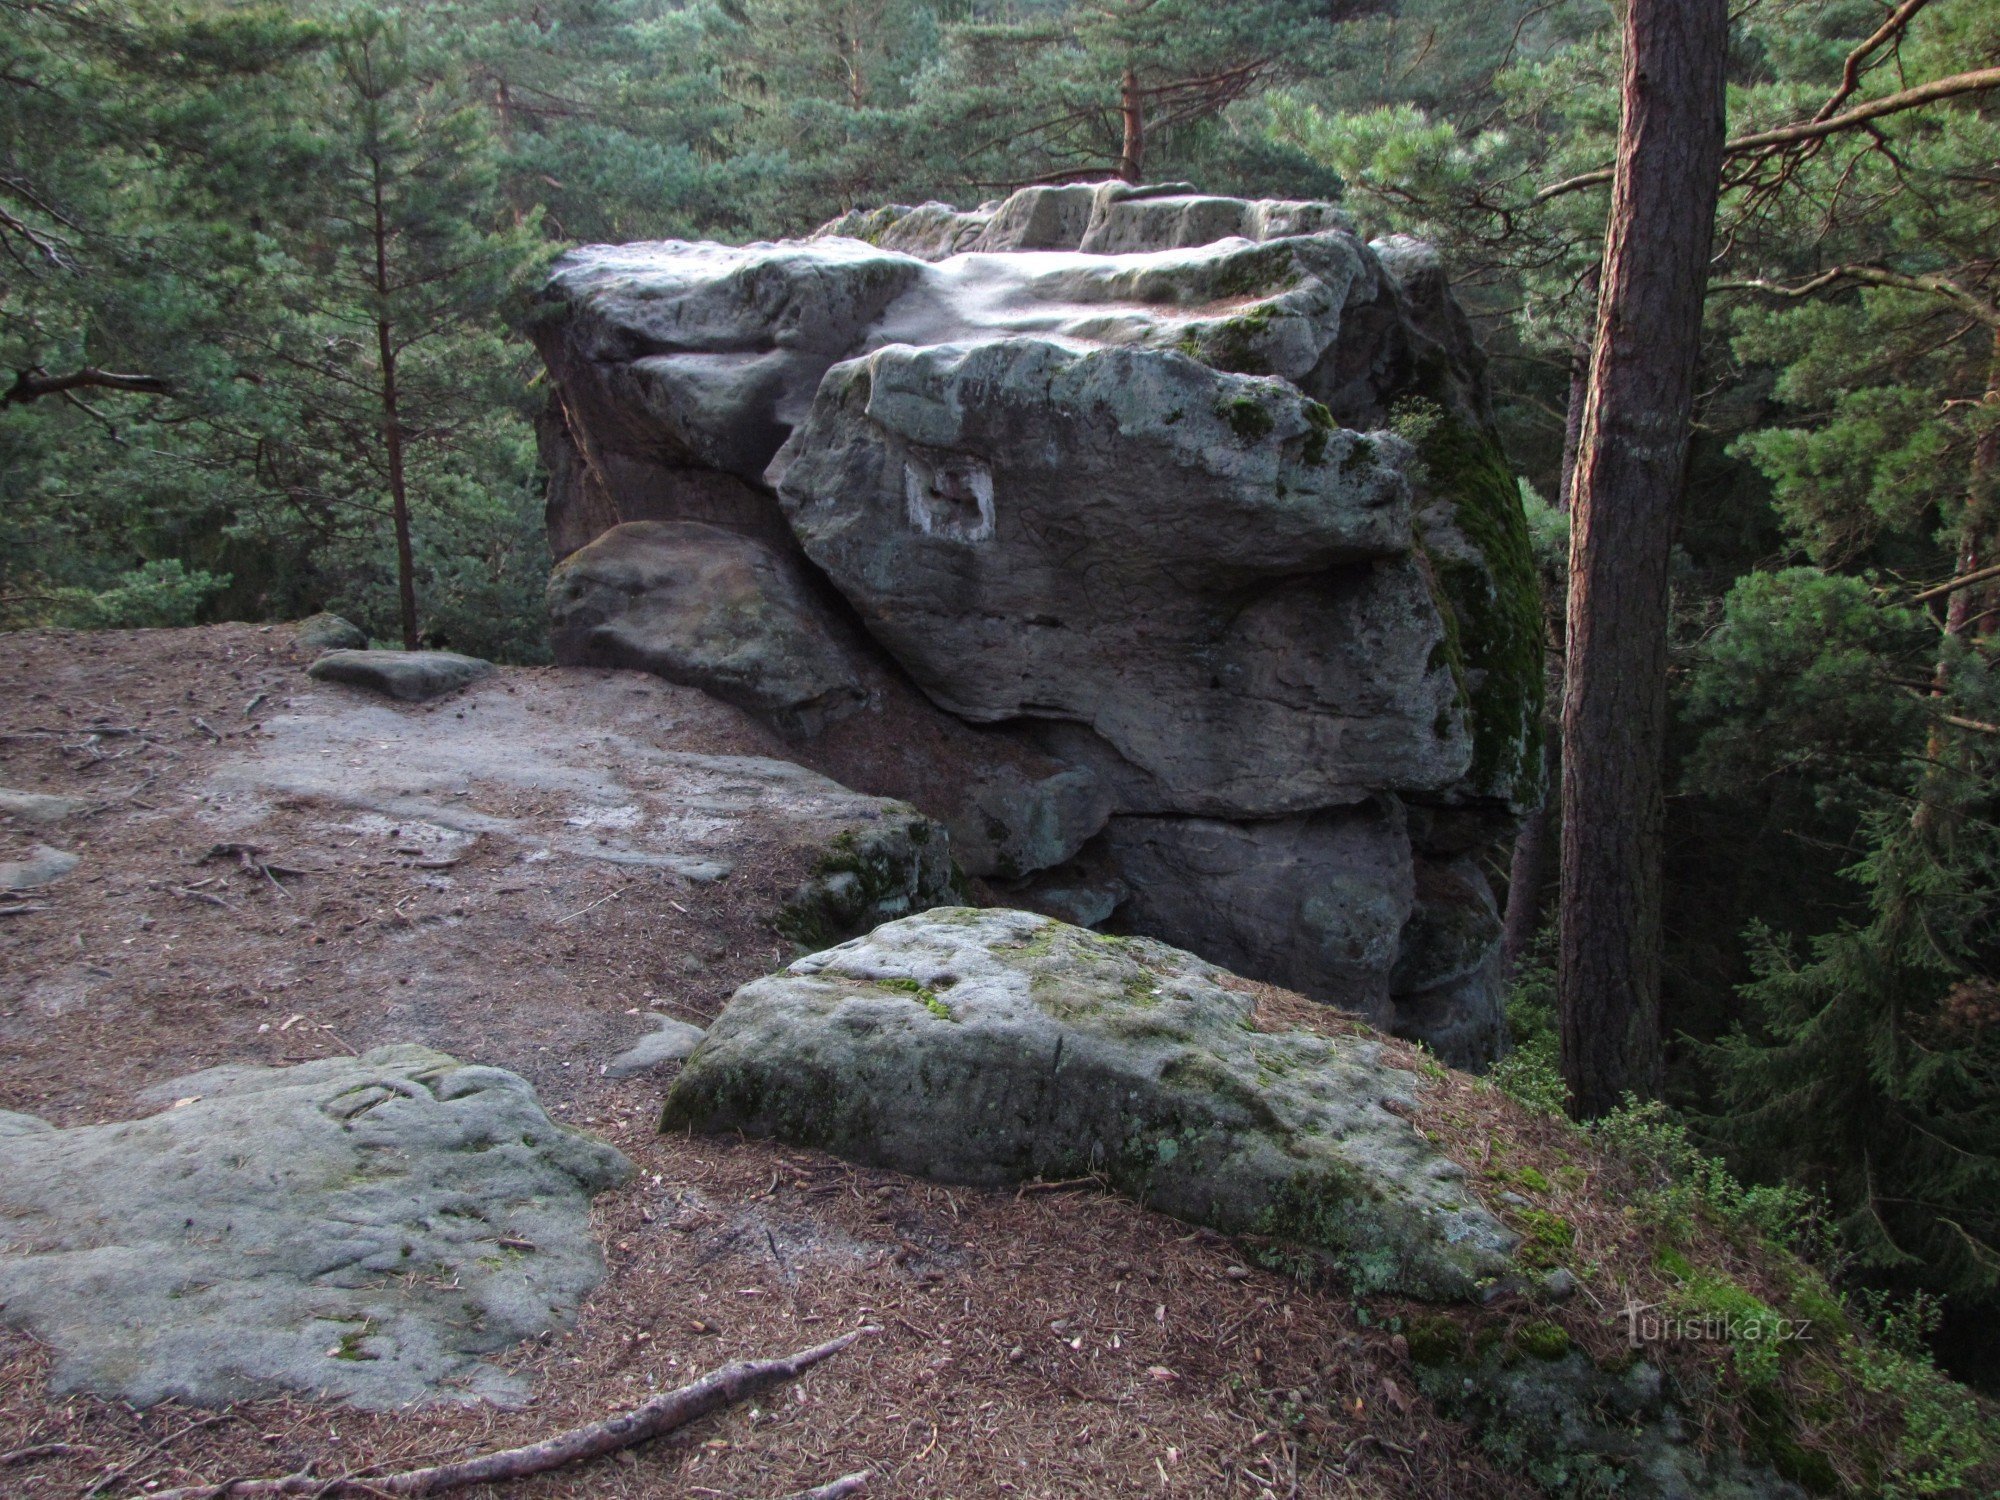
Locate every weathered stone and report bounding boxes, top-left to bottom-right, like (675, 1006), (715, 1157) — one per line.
(814, 181), (1350, 262)
(775, 811), (964, 950)
(1100, 803), (1416, 1030)
(606, 1016), (707, 1079)
(1413, 1339), (1810, 1500)
(547, 520), (864, 740)
(0, 788), (82, 825)
(536, 184), (1544, 1063)
(1388, 855), (1506, 1067)
(1076, 181), (1349, 254)
(0, 1046), (631, 1409)
(534, 237), (926, 487)
(308, 649), (494, 702)
(294, 613), (368, 651)
(210, 671), (962, 890)
(664, 907), (1516, 1300)
(0, 845), (79, 890)
(945, 764), (1111, 881)
(772, 339), (1465, 814)
(997, 860), (1130, 929)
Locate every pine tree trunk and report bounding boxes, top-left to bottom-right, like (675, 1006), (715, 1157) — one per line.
(370, 150), (419, 651)
(1557, 0), (1729, 1119)
(1946, 332), (2000, 645)
(1916, 331), (2000, 830)
(378, 317), (418, 652)
(1119, 68), (1145, 185)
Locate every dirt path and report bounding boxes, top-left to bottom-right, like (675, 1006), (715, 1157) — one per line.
(0, 625), (1523, 1499)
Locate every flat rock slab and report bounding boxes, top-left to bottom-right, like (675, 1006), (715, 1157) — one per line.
(664, 908), (1515, 1300)
(605, 1016), (708, 1079)
(0, 1045), (632, 1409)
(206, 667), (958, 901)
(0, 844), (79, 889)
(0, 788), (82, 824)
(309, 649), (495, 701)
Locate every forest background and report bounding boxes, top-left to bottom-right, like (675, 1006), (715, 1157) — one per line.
(4, 0), (1997, 1385)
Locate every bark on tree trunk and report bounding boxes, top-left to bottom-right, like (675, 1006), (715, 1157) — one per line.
(1945, 331), (2000, 645)
(1558, 0), (1729, 1120)
(1916, 331), (2000, 829)
(370, 150), (420, 651)
(1119, 67), (1145, 185)
(378, 317), (418, 652)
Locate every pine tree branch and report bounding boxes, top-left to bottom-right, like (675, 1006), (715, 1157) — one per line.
(2, 366), (170, 405)
(145, 1329), (875, 1500)
(1533, 66), (2000, 204)
(1712, 266), (2000, 331)
(1814, 0), (1934, 122)
(1908, 560), (2000, 605)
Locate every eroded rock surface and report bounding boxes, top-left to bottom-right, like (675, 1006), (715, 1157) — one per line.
(548, 520), (864, 739)
(664, 908), (1516, 1299)
(0, 1045), (631, 1409)
(533, 181), (1544, 1064)
(308, 648), (494, 702)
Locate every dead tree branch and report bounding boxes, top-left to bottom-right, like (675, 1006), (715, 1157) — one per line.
(145, 1329), (875, 1500)
(3, 366), (170, 406)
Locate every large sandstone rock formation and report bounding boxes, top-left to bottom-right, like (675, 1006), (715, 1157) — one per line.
(531, 180), (1544, 1066)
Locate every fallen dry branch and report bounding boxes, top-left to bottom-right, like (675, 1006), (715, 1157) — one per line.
(0, 1441), (90, 1465)
(145, 1328), (875, 1500)
(774, 1475), (873, 1500)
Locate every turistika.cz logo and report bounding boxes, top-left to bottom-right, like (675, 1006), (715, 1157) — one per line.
(1619, 1299), (1815, 1349)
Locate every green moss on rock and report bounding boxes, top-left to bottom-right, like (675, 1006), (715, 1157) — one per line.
(1399, 401), (1546, 807)
(1215, 394), (1276, 442)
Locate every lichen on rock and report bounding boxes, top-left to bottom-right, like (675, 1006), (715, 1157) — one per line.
(0, 1046), (631, 1409)
(664, 907), (1517, 1300)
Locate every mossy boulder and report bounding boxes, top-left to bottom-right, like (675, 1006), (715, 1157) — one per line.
(663, 907), (1517, 1300)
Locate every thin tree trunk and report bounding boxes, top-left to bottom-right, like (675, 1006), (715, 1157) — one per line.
(1944, 331), (2000, 645)
(1119, 67), (1145, 184)
(371, 149), (419, 651)
(1916, 331), (2000, 830)
(1558, 0), (1729, 1120)
(1500, 310), (1594, 974)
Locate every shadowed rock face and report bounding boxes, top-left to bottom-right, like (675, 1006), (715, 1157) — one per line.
(531, 181), (1544, 1067)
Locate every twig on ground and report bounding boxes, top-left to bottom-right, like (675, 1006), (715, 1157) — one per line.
(143, 1328), (876, 1500)
(1, 1442), (90, 1466)
(771, 1474), (872, 1500)
(553, 887), (622, 925)
(170, 886), (236, 911)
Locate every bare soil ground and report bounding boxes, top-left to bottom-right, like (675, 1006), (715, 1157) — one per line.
(0, 624), (1532, 1500)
